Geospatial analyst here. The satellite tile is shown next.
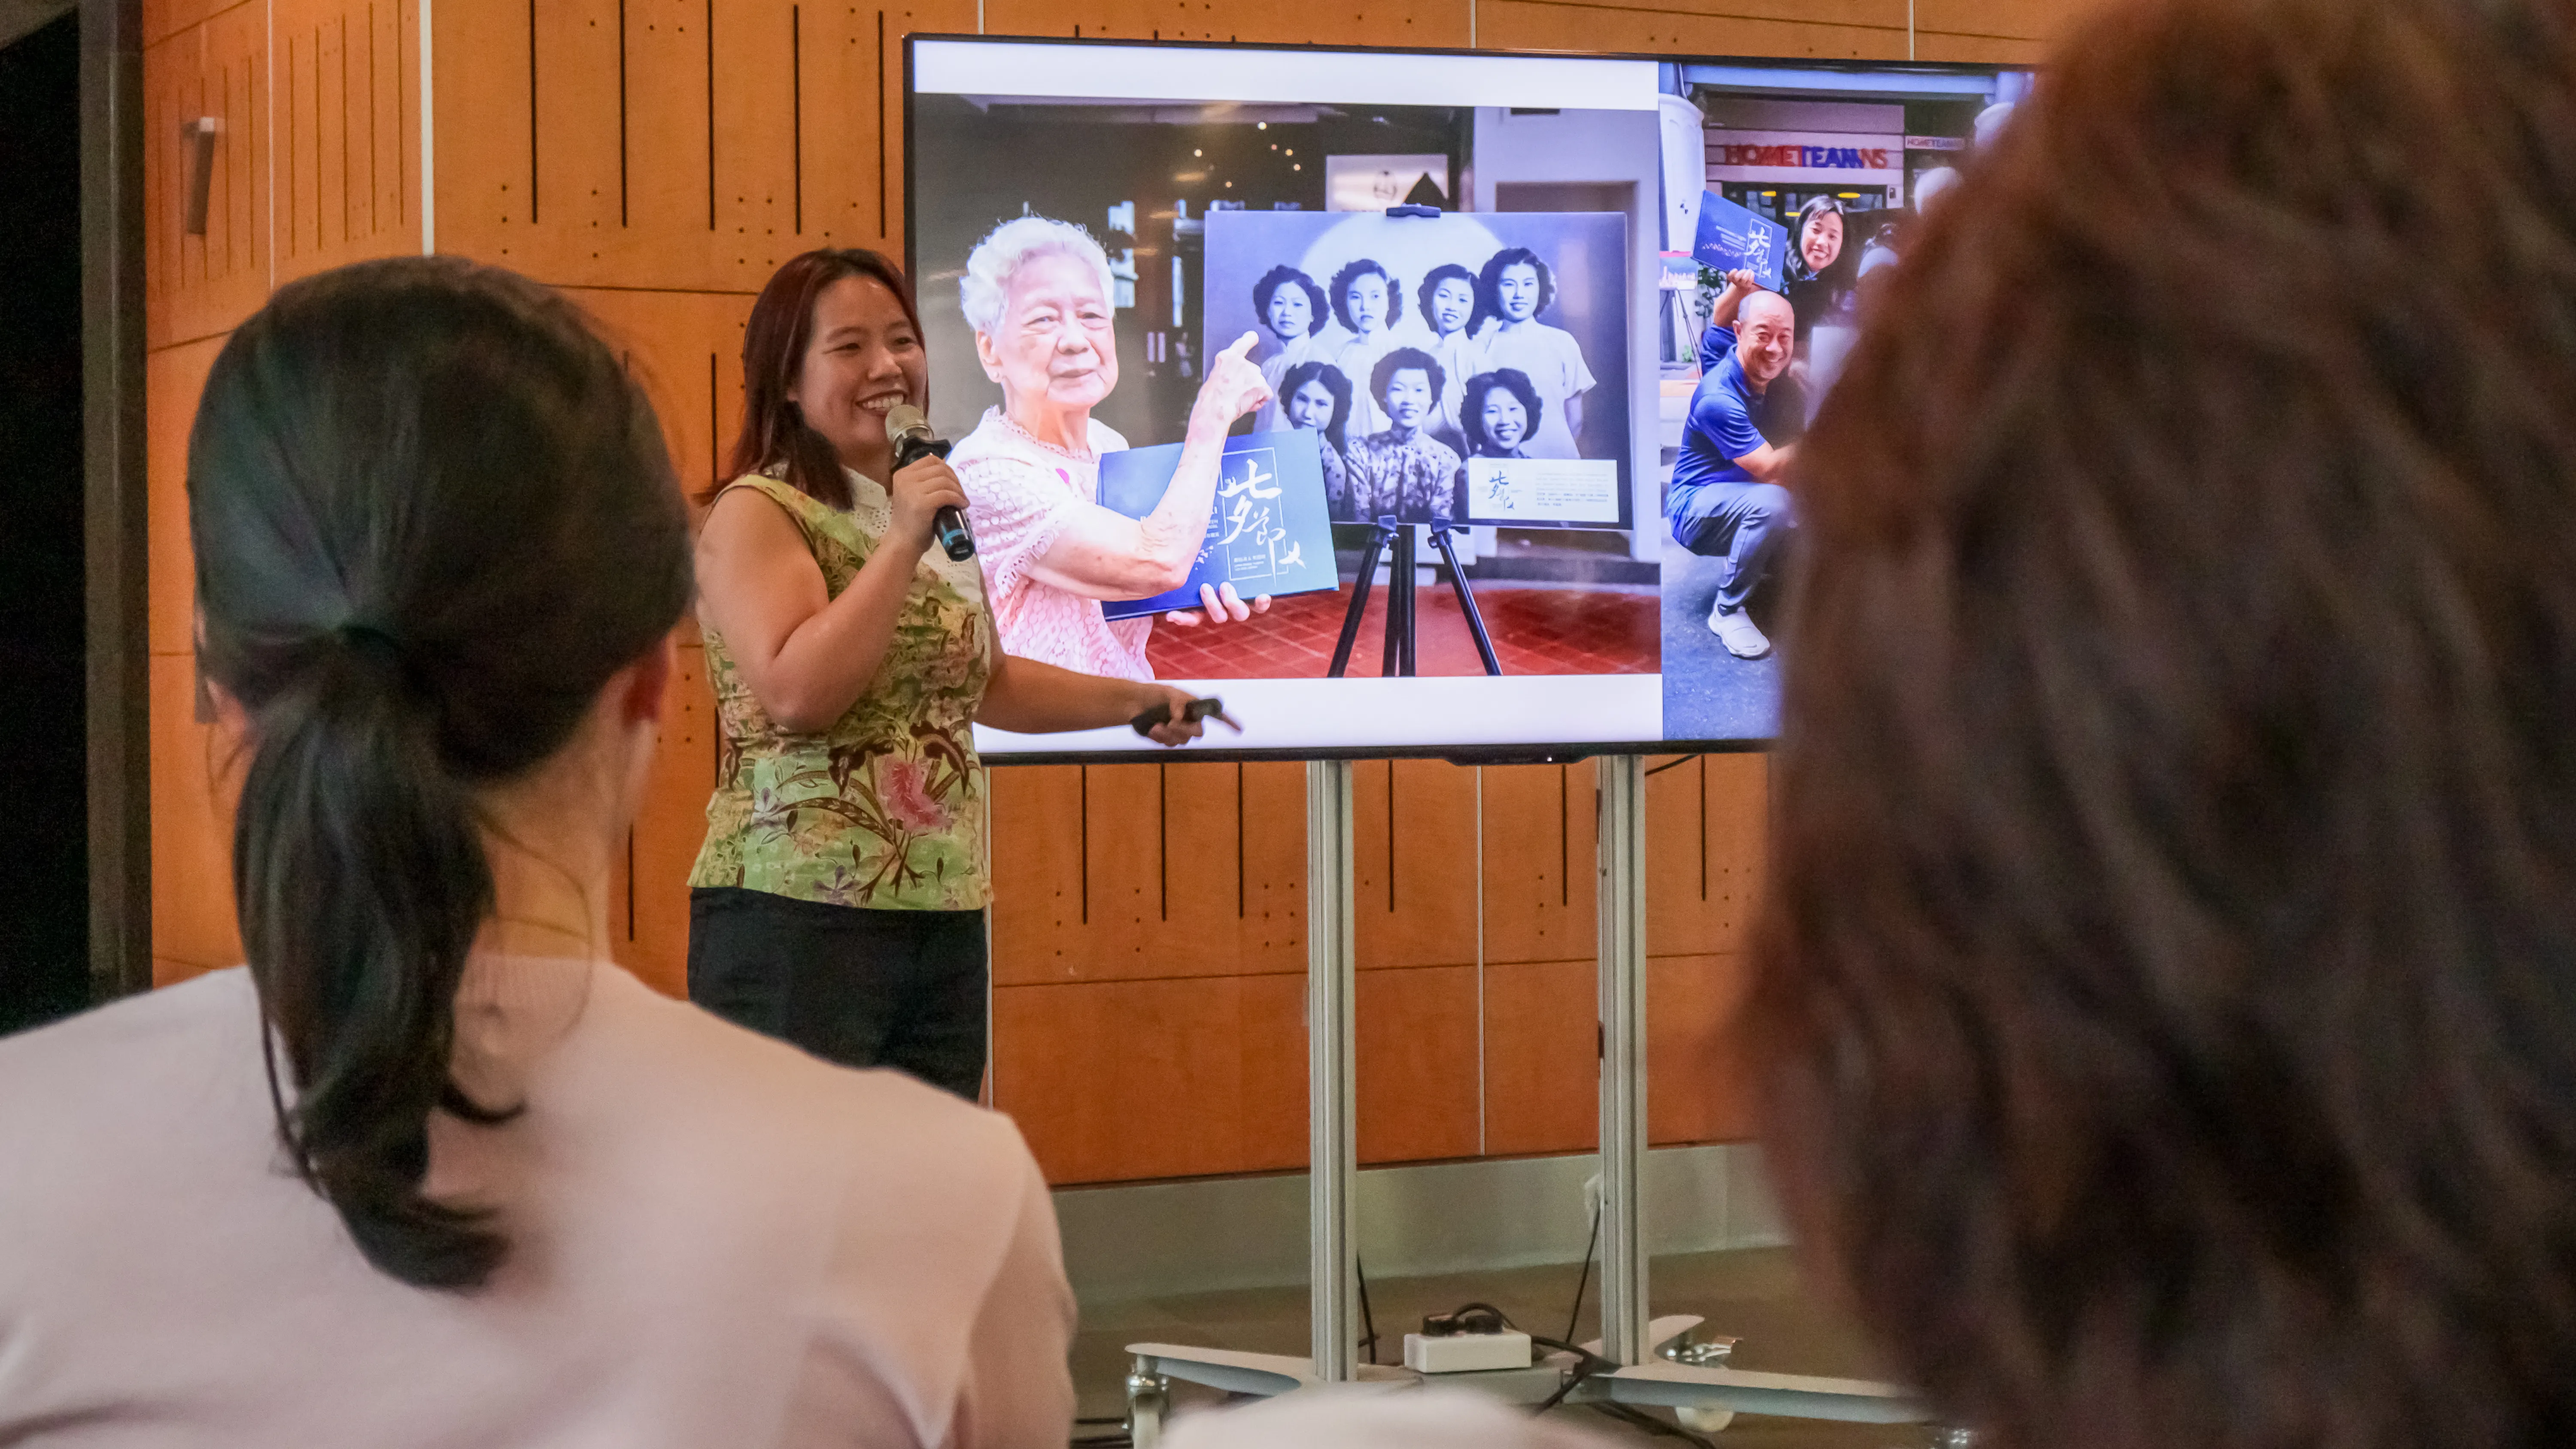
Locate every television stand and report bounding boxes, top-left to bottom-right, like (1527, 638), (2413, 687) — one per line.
(1326, 515), (1503, 678)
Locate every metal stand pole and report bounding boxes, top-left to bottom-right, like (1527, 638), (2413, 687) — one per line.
(1596, 754), (1650, 1366)
(1307, 758), (1359, 1382)
(1124, 756), (1925, 1428)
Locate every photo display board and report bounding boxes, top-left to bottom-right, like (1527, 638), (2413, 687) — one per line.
(906, 37), (2034, 760)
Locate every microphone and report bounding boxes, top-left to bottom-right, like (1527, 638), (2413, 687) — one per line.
(884, 404), (974, 562)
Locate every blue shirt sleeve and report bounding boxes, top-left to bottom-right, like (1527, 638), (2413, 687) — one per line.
(1687, 371), (1768, 466)
(1697, 323), (1737, 377)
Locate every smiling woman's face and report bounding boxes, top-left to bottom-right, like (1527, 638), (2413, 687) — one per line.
(1496, 262), (1541, 322)
(790, 273), (927, 469)
(979, 250), (1119, 413)
(1480, 389), (1529, 451)
(1429, 277), (1475, 336)
(1802, 210), (1845, 272)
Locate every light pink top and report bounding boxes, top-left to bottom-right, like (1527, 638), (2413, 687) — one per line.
(0, 956), (1075, 1449)
(950, 406), (1155, 681)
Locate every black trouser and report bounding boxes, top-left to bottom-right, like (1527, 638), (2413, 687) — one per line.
(686, 887), (989, 1100)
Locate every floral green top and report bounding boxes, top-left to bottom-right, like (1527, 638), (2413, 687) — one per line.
(689, 473), (995, 911)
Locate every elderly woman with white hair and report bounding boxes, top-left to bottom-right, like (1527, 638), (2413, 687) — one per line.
(948, 216), (1273, 680)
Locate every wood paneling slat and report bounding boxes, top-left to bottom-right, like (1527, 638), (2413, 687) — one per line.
(1473, 0), (1908, 59)
(1913, 30), (2050, 63)
(563, 285), (753, 497)
(1916, 0), (2096, 43)
(149, 653), (244, 977)
(617, 642), (718, 996)
(437, 0), (971, 290)
(991, 759), (1304, 984)
(146, 0), (255, 48)
(1354, 759), (1479, 971)
(1644, 752), (1765, 960)
(147, 336), (227, 657)
(145, 3), (270, 349)
(1357, 963), (1480, 1165)
(993, 973), (1307, 1185)
(1482, 956), (1597, 1157)
(1647, 951), (1751, 1147)
(1481, 761), (1597, 966)
(991, 764), (1088, 984)
(981, 0), (1468, 46)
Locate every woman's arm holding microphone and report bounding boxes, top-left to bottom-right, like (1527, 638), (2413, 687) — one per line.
(1023, 333), (1274, 608)
(693, 456), (972, 734)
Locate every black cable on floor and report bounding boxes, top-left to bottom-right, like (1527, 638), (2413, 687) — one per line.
(1564, 1203), (1601, 1344)
(1357, 1254), (1381, 1365)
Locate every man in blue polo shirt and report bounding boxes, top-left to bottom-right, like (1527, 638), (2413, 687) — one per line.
(1669, 271), (1801, 659)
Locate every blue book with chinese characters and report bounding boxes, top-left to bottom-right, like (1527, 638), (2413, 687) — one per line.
(1097, 429), (1342, 620)
(1692, 189), (1788, 293)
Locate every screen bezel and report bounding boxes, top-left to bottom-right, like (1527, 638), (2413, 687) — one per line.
(903, 34), (2016, 764)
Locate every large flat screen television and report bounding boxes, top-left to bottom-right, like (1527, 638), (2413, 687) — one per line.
(905, 36), (2033, 762)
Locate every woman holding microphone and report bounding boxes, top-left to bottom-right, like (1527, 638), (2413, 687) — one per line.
(688, 247), (1243, 1097)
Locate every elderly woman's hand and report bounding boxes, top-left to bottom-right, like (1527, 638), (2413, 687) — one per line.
(1163, 581), (1273, 629)
(1188, 331), (1273, 436)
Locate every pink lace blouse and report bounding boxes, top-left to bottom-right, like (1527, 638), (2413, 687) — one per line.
(950, 407), (1157, 681)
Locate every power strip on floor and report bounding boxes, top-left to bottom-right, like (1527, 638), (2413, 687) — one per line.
(1403, 1329), (1533, 1374)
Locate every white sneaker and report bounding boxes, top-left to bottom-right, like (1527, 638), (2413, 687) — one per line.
(1707, 603), (1771, 659)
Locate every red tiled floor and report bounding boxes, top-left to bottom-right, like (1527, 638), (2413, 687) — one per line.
(1144, 580), (1659, 680)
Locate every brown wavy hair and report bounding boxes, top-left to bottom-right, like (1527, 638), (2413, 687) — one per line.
(719, 247), (923, 510)
(1749, 2), (2576, 1449)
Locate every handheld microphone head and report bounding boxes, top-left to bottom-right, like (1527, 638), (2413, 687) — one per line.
(883, 403), (934, 449)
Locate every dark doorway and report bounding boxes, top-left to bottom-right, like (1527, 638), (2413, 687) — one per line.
(0, 12), (93, 1036)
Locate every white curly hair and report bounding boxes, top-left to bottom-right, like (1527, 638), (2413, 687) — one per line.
(959, 216), (1117, 335)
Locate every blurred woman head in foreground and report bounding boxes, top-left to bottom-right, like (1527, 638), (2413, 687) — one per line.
(1752, 2), (2576, 1449)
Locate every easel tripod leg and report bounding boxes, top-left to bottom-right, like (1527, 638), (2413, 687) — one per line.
(1430, 526), (1502, 676)
(1327, 526), (1393, 678)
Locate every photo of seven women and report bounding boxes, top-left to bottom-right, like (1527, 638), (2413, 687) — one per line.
(1246, 243), (1598, 527)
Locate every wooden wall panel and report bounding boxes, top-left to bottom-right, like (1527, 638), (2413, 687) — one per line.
(1353, 759), (1478, 971)
(1474, 0), (1906, 59)
(980, 0), (1467, 45)
(1482, 762), (1597, 966)
(433, 0), (969, 292)
(991, 761), (1306, 986)
(1917, 0), (2102, 43)
(144, 2), (269, 349)
(149, 654), (243, 981)
(566, 286), (754, 498)
(146, 0), (249, 46)
(1483, 957), (1597, 1157)
(1356, 963), (1480, 1165)
(1644, 752), (1765, 960)
(273, 0), (423, 280)
(1648, 952), (1750, 1146)
(1914, 30), (2049, 63)
(992, 972), (1306, 1184)
(146, 337), (225, 656)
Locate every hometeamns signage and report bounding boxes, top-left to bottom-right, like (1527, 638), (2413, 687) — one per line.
(1704, 128), (1907, 202)
(1712, 139), (1895, 170)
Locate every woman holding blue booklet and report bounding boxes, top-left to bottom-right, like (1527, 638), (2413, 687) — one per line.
(687, 246), (1229, 1099)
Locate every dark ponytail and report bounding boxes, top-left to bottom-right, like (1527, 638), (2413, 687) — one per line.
(189, 258), (692, 1291)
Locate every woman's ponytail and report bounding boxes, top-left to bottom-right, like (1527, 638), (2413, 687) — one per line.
(188, 258), (694, 1294)
(232, 630), (507, 1289)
